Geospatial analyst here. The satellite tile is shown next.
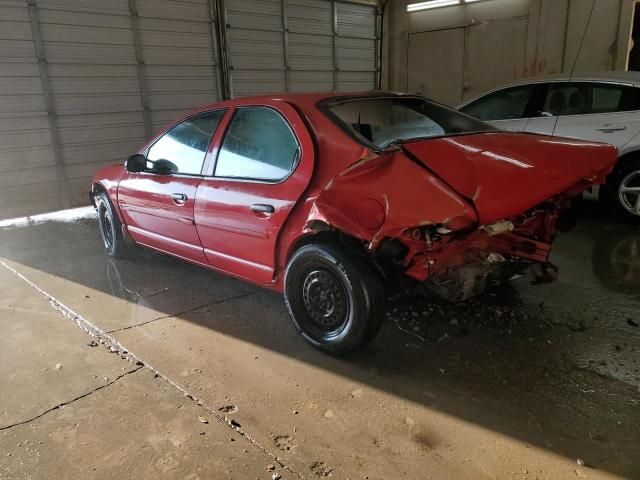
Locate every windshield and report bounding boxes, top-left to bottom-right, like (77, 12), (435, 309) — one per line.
(325, 96), (497, 149)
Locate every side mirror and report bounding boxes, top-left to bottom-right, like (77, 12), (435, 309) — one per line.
(125, 153), (147, 173)
(152, 159), (178, 175)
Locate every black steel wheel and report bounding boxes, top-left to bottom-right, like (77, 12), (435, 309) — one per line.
(302, 267), (350, 337)
(96, 192), (132, 258)
(284, 242), (385, 355)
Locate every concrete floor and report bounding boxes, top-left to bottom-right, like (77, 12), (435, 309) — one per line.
(0, 206), (639, 479)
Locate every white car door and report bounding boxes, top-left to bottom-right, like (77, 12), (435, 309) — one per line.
(524, 82), (640, 149)
(488, 118), (530, 132)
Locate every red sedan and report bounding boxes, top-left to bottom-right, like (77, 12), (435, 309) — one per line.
(91, 92), (616, 354)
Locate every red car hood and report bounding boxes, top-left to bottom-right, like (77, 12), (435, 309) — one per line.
(401, 132), (617, 224)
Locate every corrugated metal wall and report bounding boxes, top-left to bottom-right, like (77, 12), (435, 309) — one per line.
(223, 0), (378, 96)
(1, 0), (62, 217)
(0, 0), (379, 220)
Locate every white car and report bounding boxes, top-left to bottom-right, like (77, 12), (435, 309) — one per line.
(458, 72), (640, 223)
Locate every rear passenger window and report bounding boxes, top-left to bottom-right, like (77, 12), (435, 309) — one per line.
(541, 83), (590, 116)
(542, 82), (640, 117)
(147, 110), (224, 175)
(592, 84), (640, 113)
(461, 85), (534, 121)
(215, 107), (299, 181)
(592, 86), (623, 113)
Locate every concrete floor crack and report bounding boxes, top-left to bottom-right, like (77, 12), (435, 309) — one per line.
(0, 366), (143, 431)
(0, 260), (304, 479)
(104, 290), (259, 334)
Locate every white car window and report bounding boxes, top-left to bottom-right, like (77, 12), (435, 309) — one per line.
(461, 85), (534, 121)
(541, 84), (590, 116)
(591, 84), (640, 114)
(542, 82), (640, 117)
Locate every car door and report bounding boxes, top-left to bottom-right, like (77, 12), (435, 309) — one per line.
(459, 84), (539, 131)
(524, 81), (640, 148)
(118, 110), (225, 264)
(194, 103), (314, 284)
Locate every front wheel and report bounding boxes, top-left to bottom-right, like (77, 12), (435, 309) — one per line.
(284, 242), (385, 356)
(96, 192), (133, 258)
(602, 159), (640, 224)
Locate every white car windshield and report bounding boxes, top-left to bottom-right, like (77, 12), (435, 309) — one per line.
(326, 96), (496, 149)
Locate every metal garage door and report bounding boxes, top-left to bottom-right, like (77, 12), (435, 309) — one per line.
(222, 0), (378, 96)
(0, 0), (377, 220)
(0, 0), (63, 218)
(0, 0), (223, 220)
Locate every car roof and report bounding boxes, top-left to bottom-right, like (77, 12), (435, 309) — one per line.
(193, 91), (414, 111)
(503, 70), (640, 87)
(458, 71), (640, 108)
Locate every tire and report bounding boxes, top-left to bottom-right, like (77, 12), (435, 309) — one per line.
(96, 191), (132, 258)
(284, 242), (386, 356)
(602, 159), (640, 225)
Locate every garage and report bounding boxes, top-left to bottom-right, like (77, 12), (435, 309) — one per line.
(1, 0), (639, 479)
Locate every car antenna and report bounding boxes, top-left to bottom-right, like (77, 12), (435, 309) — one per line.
(551, 0), (596, 137)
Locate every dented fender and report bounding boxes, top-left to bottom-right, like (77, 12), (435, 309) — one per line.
(304, 150), (477, 248)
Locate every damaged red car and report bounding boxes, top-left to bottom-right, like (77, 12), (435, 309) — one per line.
(91, 93), (616, 354)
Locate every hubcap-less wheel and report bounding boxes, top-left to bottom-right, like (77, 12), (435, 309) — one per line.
(284, 243), (386, 354)
(302, 268), (348, 334)
(618, 170), (640, 217)
(98, 202), (115, 251)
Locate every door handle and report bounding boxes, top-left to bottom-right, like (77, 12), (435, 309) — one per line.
(171, 193), (187, 204)
(597, 125), (626, 133)
(250, 203), (275, 214)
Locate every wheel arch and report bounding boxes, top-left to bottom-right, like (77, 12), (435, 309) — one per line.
(286, 228), (341, 261)
(91, 181), (127, 228)
(278, 225), (391, 289)
(617, 147), (640, 165)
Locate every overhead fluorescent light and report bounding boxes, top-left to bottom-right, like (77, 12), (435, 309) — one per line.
(407, 0), (460, 12)
(407, 0), (488, 12)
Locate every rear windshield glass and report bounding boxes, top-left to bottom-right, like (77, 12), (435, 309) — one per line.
(326, 97), (496, 149)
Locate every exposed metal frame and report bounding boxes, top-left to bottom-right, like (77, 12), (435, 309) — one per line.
(561, 0), (572, 72)
(218, 0), (234, 98)
(374, 3), (382, 89)
(26, 0), (70, 209)
(332, 0), (340, 91)
(207, 0), (226, 101)
(281, 0), (291, 92)
(128, 0), (153, 139)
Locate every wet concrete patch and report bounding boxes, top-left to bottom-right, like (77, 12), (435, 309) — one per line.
(0, 210), (639, 478)
(0, 216), (258, 332)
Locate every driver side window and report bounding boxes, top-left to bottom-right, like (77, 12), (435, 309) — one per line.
(147, 110), (224, 175)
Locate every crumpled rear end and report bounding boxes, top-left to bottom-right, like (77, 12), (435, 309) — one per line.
(305, 133), (618, 302)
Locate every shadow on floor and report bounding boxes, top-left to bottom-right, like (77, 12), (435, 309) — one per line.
(1, 204), (639, 478)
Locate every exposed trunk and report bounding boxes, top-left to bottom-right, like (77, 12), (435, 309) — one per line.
(400, 132), (617, 224)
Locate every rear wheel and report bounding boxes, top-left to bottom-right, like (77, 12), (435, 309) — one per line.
(602, 159), (640, 224)
(96, 192), (133, 258)
(284, 242), (385, 356)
